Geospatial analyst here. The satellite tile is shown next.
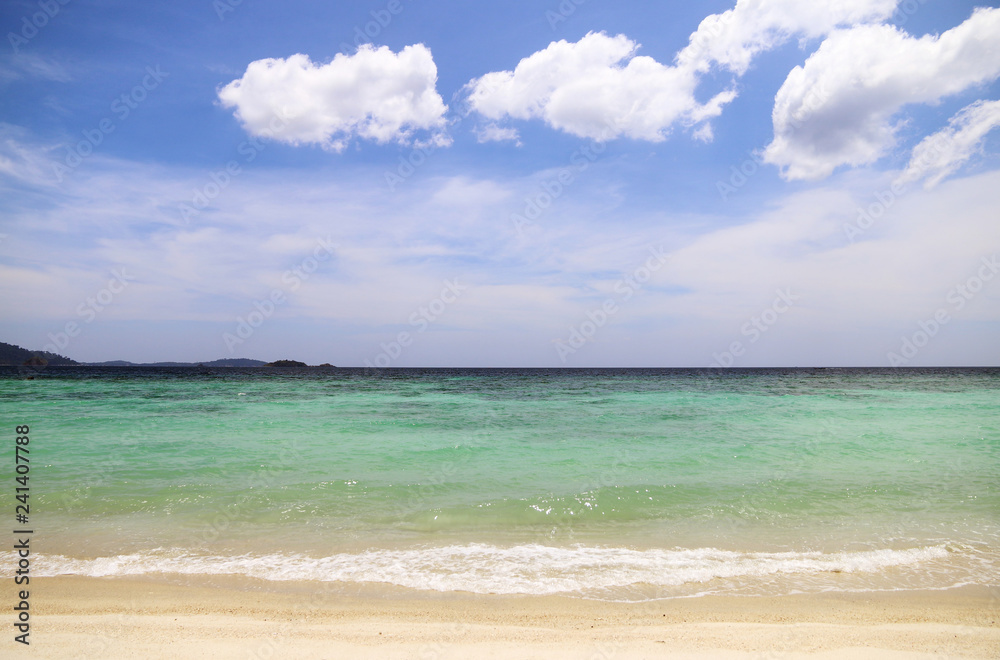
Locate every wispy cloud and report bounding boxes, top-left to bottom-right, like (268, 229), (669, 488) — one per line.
(1, 129), (998, 365)
(896, 98), (1000, 190)
(0, 53), (71, 84)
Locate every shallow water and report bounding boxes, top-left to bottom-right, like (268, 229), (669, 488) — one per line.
(2, 366), (998, 600)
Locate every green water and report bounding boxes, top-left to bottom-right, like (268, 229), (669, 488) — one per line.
(2, 367), (998, 599)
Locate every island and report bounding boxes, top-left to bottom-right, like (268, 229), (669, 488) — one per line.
(0, 341), (337, 369)
(0, 341), (77, 366)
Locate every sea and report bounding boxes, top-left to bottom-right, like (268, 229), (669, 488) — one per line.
(1, 366), (998, 601)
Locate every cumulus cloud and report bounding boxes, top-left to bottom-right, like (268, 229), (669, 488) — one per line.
(464, 1), (895, 143)
(895, 99), (1000, 190)
(464, 31), (732, 142)
(764, 7), (1000, 180)
(676, 0), (896, 75)
(217, 44), (450, 152)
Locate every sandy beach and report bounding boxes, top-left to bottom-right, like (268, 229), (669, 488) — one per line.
(14, 577), (998, 659)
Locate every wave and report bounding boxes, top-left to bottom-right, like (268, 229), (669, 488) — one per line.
(6, 543), (989, 599)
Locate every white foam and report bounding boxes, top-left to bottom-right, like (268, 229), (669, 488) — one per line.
(3, 543), (976, 597)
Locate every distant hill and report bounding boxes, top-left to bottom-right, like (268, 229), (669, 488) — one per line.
(85, 358), (268, 367)
(0, 341), (325, 368)
(198, 358), (269, 367)
(0, 341), (78, 366)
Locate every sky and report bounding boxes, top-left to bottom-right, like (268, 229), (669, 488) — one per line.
(1, 0), (999, 367)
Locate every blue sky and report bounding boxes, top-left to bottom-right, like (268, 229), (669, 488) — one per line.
(1, 0), (999, 366)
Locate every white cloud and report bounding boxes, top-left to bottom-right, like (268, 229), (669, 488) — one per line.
(895, 99), (1000, 190)
(464, 1), (896, 145)
(464, 31), (733, 142)
(217, 44), (450, 152)
(676, 0), (896, 75)
(764, 7), (1000, 180)
(474, 123), (521, 145)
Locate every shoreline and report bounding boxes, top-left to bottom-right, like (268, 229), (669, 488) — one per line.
(20, 576), (1000, 658)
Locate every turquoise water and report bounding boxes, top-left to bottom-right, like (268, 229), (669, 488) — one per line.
(2, 367), (998, 600)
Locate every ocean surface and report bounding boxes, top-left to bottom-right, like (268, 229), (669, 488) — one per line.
(1, 366), (998, 601)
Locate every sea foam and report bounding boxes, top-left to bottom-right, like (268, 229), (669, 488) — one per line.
(6, 543), (977, 599)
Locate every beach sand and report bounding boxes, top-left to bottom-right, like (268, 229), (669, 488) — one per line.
(15, 576), (999, 658)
